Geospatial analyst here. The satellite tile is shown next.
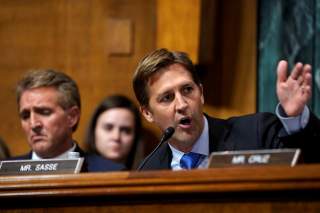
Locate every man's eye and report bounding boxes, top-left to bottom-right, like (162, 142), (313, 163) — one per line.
(20, 111), (30, 120)
(160, 94), (173, 103)
(39, 109), (52, 116)
(182, 86), (194, 94)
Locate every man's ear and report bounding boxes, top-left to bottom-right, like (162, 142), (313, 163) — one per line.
(66, 106), (80, 129)
(140, 106), (154, 123)
(199, 83), (204, 105)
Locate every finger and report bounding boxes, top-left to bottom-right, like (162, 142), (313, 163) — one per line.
(301, 85), (312, 99)
(301, 68), (312, 100)
(302, 64), (312, 77)
(302, 70), (312, 88)
(301, 65), (312, 100)
(277, 60), (288, 83)
(290, 62), (303, 80)
(301, 64), (312, 86)
(297, 75), (304, 86)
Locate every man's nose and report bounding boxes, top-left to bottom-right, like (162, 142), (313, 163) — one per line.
(30, 113), (42, 133)
(175, 94), (188, 113)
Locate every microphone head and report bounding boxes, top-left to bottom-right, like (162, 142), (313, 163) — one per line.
(165, 126), (175, 135)
(162, 126), (175, 142)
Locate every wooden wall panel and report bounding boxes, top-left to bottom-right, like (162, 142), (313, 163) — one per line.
(155, 0), (256, 119)
(156, 0), (201, 63)
(199, 0), (257, 118)
(0, 0), (156, 157)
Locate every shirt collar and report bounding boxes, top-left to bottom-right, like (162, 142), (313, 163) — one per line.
(190, 116), (209, 156)
(32, 142), (76, 160)
(169, 116), (209, 169)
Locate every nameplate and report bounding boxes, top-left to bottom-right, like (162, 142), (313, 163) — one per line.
(0, 158), (84, 175)
(208, 149), (300, 168)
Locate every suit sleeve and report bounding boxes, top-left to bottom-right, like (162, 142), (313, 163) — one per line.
(275, 112), (320, 163)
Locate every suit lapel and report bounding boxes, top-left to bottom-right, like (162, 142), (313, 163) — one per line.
(74, 144), (86, 157)
(206, 115), (234, 152)
(158, 143), (172, 169)
(144, 142), (172, 170)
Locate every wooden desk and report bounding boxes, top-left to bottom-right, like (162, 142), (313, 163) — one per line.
(1, 164), (320, 212)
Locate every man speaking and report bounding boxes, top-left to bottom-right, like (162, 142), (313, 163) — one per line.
(133, 48), (320, 170)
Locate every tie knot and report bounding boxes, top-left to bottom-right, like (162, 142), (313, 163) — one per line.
(180, 152), (203, 169)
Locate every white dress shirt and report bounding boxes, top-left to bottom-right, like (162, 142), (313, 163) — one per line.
(32, 142), (76, 160)
(169, 117), (209, 170)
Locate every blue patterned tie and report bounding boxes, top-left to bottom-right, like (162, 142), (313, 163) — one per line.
(180, 152), (203, 169)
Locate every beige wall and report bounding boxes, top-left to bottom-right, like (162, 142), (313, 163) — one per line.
(0, 0), (256, 157)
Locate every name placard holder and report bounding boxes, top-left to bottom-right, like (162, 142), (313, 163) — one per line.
(208, 149), (300, 168)
(0, 158), (84, 175)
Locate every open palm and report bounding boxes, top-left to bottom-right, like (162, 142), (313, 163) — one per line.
(277, 60), (312, 117)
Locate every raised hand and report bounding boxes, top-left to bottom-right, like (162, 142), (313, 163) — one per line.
(276, 60), (312, 117)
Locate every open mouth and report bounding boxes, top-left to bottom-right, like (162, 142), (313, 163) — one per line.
(179, 117), (192, 126)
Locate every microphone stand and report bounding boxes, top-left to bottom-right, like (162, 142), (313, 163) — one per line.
(137, 127), (174, 171)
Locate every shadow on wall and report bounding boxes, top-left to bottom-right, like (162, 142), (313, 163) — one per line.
(0, 137), (10, 160)
(132, 128), (158, 169)
(198, 0), (246, 108)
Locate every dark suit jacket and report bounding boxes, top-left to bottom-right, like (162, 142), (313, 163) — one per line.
(8, 144), (125, 172)
(139, 112), (320, 170)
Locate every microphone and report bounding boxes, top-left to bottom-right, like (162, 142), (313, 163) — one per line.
(137, 127), (175, 171)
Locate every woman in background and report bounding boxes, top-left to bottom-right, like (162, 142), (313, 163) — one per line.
(85, 95), (141, 170)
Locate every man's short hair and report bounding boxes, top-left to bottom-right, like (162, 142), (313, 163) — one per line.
(16, 69), (81, 131)
(132, 48), (201, 107)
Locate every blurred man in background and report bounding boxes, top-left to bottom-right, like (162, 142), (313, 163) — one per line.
(10, 69), (125, 172)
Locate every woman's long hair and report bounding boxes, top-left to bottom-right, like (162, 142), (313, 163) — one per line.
(84, 95), (141, 169)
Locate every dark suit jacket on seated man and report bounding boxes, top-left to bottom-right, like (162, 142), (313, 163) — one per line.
(8, 69), (125, 172)
(133, 48), (320, 171)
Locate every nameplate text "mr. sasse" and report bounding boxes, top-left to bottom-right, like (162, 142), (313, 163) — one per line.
(0, 158), (83, 175)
